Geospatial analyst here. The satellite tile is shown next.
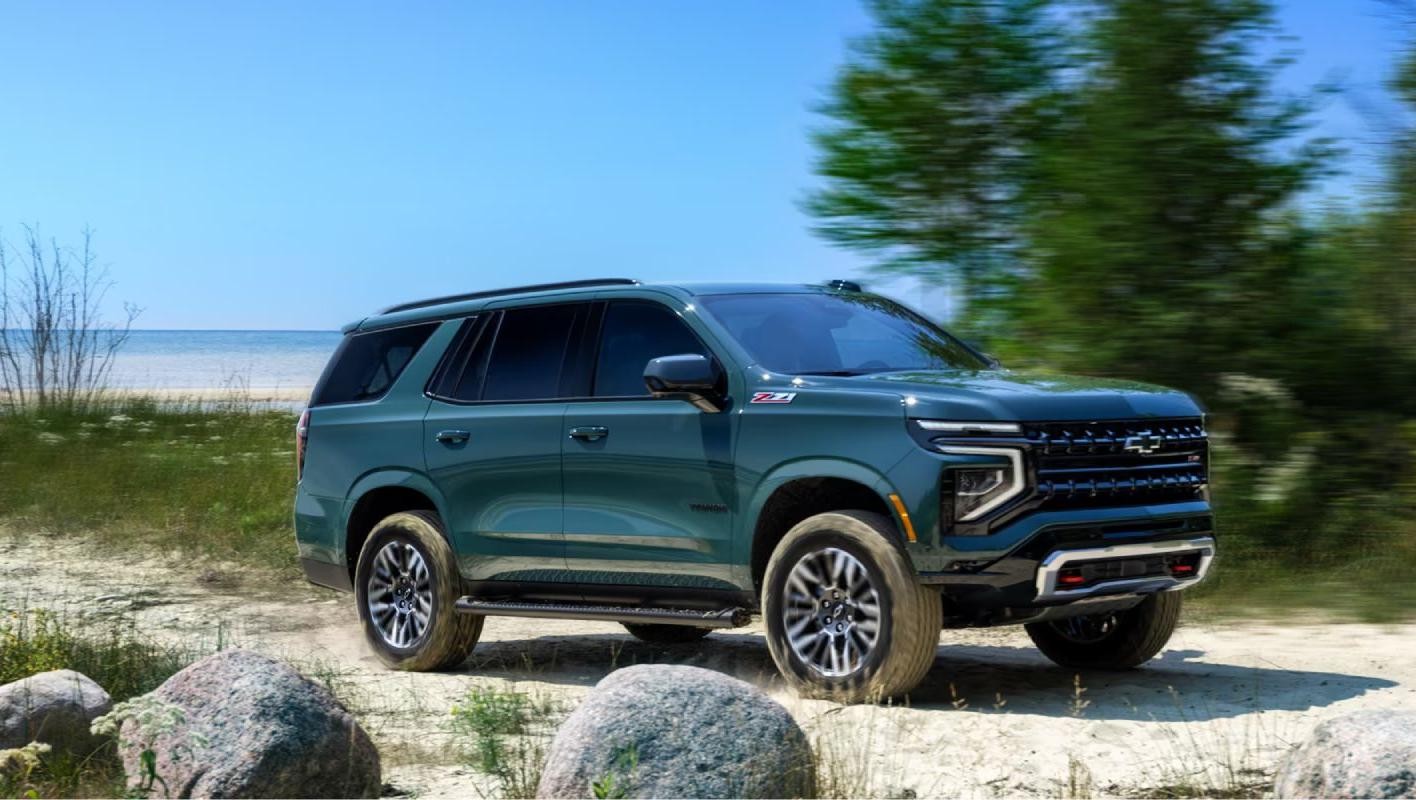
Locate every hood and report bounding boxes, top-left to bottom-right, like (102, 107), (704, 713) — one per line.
(810, 369), (1202, 422)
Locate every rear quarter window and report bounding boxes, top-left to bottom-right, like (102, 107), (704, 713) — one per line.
(311, 323), (439, 406)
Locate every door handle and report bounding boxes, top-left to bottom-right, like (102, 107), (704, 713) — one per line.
(569, 425), (609, 442)
(435, 429), (471, 444)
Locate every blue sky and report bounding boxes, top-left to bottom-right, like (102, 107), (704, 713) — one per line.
(0, 1), (1407, 330)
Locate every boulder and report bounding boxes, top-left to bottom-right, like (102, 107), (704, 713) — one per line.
(116, 649), (380, 799)
(536, 664), (815, 799)
(1274, 710), (1416, 799)
(0, 669), (112, 755)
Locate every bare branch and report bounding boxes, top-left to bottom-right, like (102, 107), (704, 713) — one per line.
(0, 225), (140, 410)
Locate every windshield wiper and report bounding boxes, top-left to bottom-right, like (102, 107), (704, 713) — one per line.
(793, 369), (874, 376)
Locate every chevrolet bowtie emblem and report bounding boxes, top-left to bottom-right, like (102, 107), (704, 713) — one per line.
(1123, 431), (1164, 454)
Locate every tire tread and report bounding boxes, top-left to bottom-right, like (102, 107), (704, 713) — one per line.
(1025, 592), (1181, 670)
(356, 510), (483, 672)
(763, 510), (941, 702)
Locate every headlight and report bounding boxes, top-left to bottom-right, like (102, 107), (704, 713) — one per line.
(936, 446), (1026, 521)
(954, 467), (1013, 520)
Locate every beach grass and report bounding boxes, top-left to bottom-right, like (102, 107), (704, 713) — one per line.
(448, 685), (564, 799)
(0, 607), (209, 702)
(0, 396), (299, 576)
(0, 605), (213, 799)
(1, 394), (1413, 621)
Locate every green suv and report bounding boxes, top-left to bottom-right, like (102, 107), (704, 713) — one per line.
(295, 278), (1214, 702)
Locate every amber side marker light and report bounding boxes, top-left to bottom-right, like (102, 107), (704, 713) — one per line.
(888, 493), (918, 542)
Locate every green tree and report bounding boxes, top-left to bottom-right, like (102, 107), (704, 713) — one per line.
(1371, 2), (1416, 376)
(805, 0), (1058, 295)
(1009, 0), (1328, 396)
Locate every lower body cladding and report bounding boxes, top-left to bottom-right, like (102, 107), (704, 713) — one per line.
(922, 515), (1216, 628)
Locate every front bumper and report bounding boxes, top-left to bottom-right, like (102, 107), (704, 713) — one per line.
(916, 508), (1216, 626)
(1033, 536), (1215, 601)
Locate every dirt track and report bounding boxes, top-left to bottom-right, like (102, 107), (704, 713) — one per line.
(3, 531), (1412, 798)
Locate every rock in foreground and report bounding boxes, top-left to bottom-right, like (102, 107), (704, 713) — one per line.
(537, 664), (814, 799)
(0, 669), (112, 755)
(117, 649), (380, 799)
(1274, 710), (1416, 799)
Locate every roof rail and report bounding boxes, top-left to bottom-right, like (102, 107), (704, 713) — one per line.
(379, 278), (639, 315)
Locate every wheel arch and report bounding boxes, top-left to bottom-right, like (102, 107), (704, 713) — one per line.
(745, 458), (908, 594)
(342, 470), (449, 583)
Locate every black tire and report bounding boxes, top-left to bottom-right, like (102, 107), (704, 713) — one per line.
(622, 623), (713, 645)
(1025, 592), (1182, 670)
(762, 511), (942, 703)
(354, 511), (483, 671)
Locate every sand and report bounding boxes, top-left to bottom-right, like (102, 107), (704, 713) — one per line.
(1, 531), (1410, 798)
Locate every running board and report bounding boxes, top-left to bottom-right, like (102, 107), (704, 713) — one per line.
(454, 599), (752, 628)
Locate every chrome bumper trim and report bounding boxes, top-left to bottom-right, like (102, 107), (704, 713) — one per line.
(1034, 536), (1216, 601)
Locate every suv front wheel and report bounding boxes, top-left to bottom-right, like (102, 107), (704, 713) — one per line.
(355, 511), (484, 671)
(1024, 592), (1182, 670)
(762, 511), (941, 703)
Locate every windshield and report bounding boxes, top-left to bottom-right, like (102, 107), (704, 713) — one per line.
(697, 292), (989, 375)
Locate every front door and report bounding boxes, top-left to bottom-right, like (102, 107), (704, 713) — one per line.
(561, 300), (737, 589)
(424, 303), (589, 582)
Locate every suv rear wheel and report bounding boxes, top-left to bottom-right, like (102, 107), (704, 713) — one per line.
(762, 511), (941, 703)
(1024, 592), (1182, 670)
(355, 511), (483, 671)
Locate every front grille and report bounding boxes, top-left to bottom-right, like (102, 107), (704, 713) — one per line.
(1026, 418), (1208, 509)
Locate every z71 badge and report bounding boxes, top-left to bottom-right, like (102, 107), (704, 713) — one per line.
(750, 391), (797, 404)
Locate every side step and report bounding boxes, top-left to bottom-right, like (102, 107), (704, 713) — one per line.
(454, 598), (752, 628)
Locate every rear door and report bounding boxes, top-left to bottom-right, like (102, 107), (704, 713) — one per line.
(424, 302), (591, 582)
(561, 298), (738, 588)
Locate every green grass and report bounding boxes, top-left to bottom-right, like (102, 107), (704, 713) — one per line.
(449, 685), (563, 799)
(1, 396), (1413, 620)
(0, 609), (209, 702)
(0, 398), (298, 575)
(0, 607), (212, 799)
(1188, 530), (1416, 623)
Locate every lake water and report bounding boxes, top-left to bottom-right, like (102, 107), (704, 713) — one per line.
(107, 330), (343, 391)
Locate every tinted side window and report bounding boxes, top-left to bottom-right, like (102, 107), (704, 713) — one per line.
(428, 315), (493, 400)
(312, 323), (438, 405)
(481, 304), (583, 401)
(593, 302), (707, 397)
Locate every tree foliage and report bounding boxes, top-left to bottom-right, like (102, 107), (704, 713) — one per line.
(806, 0), (1058, 292)
(1013, 0), (1330, 397)
(809, 0), (1334, 399)
(809, 0), (1416, 585)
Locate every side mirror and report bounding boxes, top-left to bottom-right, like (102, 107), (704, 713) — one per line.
(644, 354), (726, 413)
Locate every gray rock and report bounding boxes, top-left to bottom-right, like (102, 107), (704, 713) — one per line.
(0, 669), (112, 755)
(536, 664), (815, 799)
(117, 649), (379, 799)
(1274, 710), (1416, 799)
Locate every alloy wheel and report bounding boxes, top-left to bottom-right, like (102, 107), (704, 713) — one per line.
(366, 540), (433, 649)
(782, 547), (883, 677)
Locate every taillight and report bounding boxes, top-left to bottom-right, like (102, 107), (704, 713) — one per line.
(296, 409), (310, 479)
